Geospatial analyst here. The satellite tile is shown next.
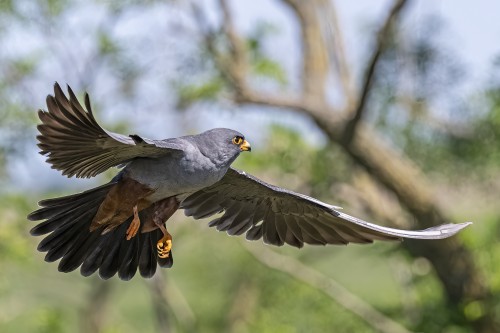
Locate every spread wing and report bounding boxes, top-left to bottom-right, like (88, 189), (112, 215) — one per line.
(37, 83), (184, 178)
(181, 168), (471, 247)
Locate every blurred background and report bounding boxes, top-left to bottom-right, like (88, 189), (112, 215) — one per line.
(1, 0), (500, 332)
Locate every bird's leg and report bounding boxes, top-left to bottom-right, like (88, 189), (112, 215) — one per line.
(150, 197), (179, 258)
(157, 225), (173, 258)
(126, 205), (141, 240)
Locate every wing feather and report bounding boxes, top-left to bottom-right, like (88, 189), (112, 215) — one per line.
(263, 210), (282, 246)
(181, 168), (471, 248)
(274, 214), (288, 245)
(225, 204), (255, 236)
(37, 83), (183, 178)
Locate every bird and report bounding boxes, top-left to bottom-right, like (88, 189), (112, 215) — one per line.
(28, 83), (472, 281)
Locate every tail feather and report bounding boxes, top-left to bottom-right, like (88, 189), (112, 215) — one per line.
(98, 221), (131, 280)
(139, 232), (157, 278)
(29, 183), (172, 280)
(28, 183), (115, 221)
(37, 211), (92, 252)
(31, 198), (103, 237)
(29, 196), (101, 228)
(118, 232), (141, 281)
(158, 251), (174, 268)
(58, 229), (102, 273)
(44, 220), (93, 262)
(80, 232), (114, 277)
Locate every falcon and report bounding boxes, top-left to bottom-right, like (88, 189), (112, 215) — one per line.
(28, 83), (471, 280)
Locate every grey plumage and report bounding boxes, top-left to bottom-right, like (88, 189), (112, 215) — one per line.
(28, 83), (471, 280)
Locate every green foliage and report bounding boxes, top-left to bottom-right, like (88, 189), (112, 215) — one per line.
(173, 19), (286, 109)
(43, 0), (66, 17)
(390, 86), (500, 178)
(9, 57), (38, 78)
(98, 31), (120, 56)
(368, 16), (500, 185)
(445, 88), (500, 169)
(251, 57), (287, 86)
(0, 2), (498, 333)
(34, 307), (66, 333)
(0, 196), (32, 262)
(176, 78), (225, 109)
(247, 21), (287, 86)
(0, 0), (14, 12)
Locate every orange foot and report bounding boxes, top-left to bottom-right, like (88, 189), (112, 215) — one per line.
(126, 205), (141, 240)
(157, 231), (172, 258)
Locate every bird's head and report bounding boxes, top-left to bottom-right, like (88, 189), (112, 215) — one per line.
(194, 128), (251, 167)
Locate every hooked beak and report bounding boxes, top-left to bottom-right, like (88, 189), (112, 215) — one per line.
(239, 140), (251, 152)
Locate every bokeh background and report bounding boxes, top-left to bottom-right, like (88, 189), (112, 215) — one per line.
(1, 0), (500, 332)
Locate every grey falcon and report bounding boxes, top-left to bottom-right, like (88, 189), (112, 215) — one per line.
(28, 83), (472, 280)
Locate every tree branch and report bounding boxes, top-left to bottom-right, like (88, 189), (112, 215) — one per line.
(343, 0), (410, 144)
(317, 0), (356, 109)
(218, 0), (248, 92)
(243, 242), (413, 333)
(279, 0), (329, 103)
(190, 1), (245, 95)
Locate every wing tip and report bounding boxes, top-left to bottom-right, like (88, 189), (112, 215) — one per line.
(421, 221), (472, 239)
(53, 81), (64, 95)
(438, 221), (472, 234)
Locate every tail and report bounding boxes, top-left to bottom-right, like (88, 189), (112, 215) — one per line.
(28, 182), (173, 280)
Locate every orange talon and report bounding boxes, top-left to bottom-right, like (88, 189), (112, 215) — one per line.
(126, 205), (141, 240)
(157, 230), (172, 258)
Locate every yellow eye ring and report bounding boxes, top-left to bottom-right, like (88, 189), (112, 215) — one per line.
(232, 136), (243, 145)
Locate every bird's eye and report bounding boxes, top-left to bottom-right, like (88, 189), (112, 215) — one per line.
(232, 136), (243, 145)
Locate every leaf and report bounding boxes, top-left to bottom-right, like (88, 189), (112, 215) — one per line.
(176, 78), (224, 109)
(98, 31), (120, 56)
(252, 58), (287, 86)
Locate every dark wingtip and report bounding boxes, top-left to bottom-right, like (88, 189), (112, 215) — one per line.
(53, 81), (63, 94)
(45, 94), (54, 106)
(84, 92), (93, 116)
(53, 82), (68, 103)
(37, 109), (46, 119)
(66, 84), (76, 99)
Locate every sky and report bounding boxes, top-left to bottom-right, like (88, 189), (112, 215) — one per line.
(229, 0), (500, 85)
(385, 1), (498, 80)
(5, 0), (500, 191)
